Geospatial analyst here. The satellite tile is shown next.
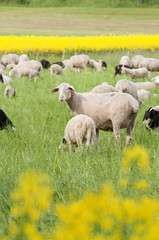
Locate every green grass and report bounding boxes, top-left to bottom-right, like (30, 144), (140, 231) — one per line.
(1, 50), (159, 235)
(0, 7), (159, 35)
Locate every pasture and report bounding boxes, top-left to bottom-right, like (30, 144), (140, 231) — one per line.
(1, 50), (159, 235)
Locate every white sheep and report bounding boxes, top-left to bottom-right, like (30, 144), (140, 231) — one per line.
(89, 60), (102, 72)
(4, 86), (15, 98)
(137, 89), (151, 100)
(115, 79), (142, 106)
(69, 54), (90, 69)
(134, 77), (159, 90)
(18, 60), (42, 72)
(139, 58), (159, 72)
(6, 63), (16, 70)
(63, 59), (73, 70)
(17, 67), (39, 82)
(59, 114), (96, 152)
(51, 82), (139, 146)
(119, 56), (132, 68)
(131, 55), (146, 68)
(121, 66), (150, 80)
(1, 54), (19, 66)
(19, 54), (29, 62)
(91, 82), (119, 94)
(0, 74), (13, 84)
(50, 64), (64, 76)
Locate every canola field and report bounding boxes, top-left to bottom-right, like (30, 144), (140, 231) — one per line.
(1, 35), (159, 53)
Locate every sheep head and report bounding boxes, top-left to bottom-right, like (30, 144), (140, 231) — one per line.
(51, 82), (75, 102)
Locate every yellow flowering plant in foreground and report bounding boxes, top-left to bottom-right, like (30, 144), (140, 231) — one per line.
(3, 145), (159, 240)
(0, 35), (159, 53)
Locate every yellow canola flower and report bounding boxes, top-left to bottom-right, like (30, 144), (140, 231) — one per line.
(0, 35), (159, 53)
(134, 180), (149, 189)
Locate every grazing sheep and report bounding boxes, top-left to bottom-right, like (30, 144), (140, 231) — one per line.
(134, 78), (159, 90)
(4, 86), (15, 98)
(121, 66), (150, 80)
(9, 66), (18, 78)
(0, 109), (16, 131)
(91, 83), (119, 94)
(143, 106), (159, 130)
(1, 54), (19, 66)
(115, 64), (132, 75)
(50, 64), (64, 76)
(19, 54), (29, 63)
(89, 60), (102, 72)
(6, 63), (16, 70)
(115, 79), (142, 106)
(17, 67), (40, 82)
(18, 60), (42, 72)
(51, 82), (139, 146)
(40, 59), (51, 69)
(0, 74), (13, 84)
(99, 60), (107, 69)
(139, 58), (159, 72)
(59, 114), (96, 152)
(131, 55), (146, 68)
(69, 54), (90, 69)
(119, 56), (133, 68)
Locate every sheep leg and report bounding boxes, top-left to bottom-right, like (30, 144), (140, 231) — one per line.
(96, 129), (100, 145)
(113, 127), (120, 146)
(34, 76), (37, 82)
(126, 114), (137, 146)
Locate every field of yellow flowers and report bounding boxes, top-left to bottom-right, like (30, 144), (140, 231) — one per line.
(1, 35), (159, 53)
(2, 146), (159, 240)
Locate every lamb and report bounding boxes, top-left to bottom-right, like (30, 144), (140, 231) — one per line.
(0, 109), (16, 131)
(4, 86), (15, 98)
(50, 64), (64, 76)
(91, 82), (119, 94)
(17, 67), (40, 82)
(139, 58), (159, 72)
(134, 78), (159, 90)
(121, 66), (150, 80)
(40, 59), (51, 69)
(51, 82), (139, 146)
(1, 54), (19, 66)
(115, 79), (142, 106)
(131, 55), (146, 68)
(59, 114), (96, 152)
(0, 74), (13, 84)
(119, 56), (133, 68)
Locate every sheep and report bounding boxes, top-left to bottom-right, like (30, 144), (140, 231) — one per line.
(6, 63), (16, 70)
(143, 106), (159, 130)
(115, 79), (143, 106)
(134, 77), (159, 90)
(139, 58), (159, 72)
(137, 89), (151, 100)
(119, 56), (133, 68)
(52, 61), (65, 68)
(0, 68), (5, 75)
(1, 54), (19, 66)
(40, 59), (51, 69)
(19, 54), (29, 63)
(51, 82), (139, 146)
(115, 64), (132, 75)
(16, 67), (40, 82)
(0, 109), (16, 131)
(63, 59), (73, 70)
(0, 63), (5, 70)
(4, 86), (15, 98)
(131, 55), (146, 68)
(69, 54), (90, 69)
(89, 60), (102, 72)
(18, 60), (42, 72)
(9, 66), (18, 78)
(98, 60), (107, 69)
(91, 82), (119, 94)
(121, 66), (150, 80)
(59, 114), (96, 152)
(0, 74), (13, 84)
(50, 64), (64, 76)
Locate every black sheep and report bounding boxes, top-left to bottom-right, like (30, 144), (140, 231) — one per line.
(40, 59), (51, 69)
(0, 109), (16, 131)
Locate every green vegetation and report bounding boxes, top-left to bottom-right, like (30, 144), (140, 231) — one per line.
(0, 7), (159, 36)
(0, 0), (159, 7)
(0, 50), (159, 235)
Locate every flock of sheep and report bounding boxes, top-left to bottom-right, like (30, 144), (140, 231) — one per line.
(0, 53), (159, 151)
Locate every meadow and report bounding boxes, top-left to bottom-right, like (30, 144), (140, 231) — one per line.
(1, 5), (159, 239)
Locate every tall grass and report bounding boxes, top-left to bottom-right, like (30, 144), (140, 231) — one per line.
(0, 50), (159, 236)
(0, 0), (159, 7)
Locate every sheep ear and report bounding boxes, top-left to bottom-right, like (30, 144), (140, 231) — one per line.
(68, 86), (74, 91)
(51, 87), (59, 93)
